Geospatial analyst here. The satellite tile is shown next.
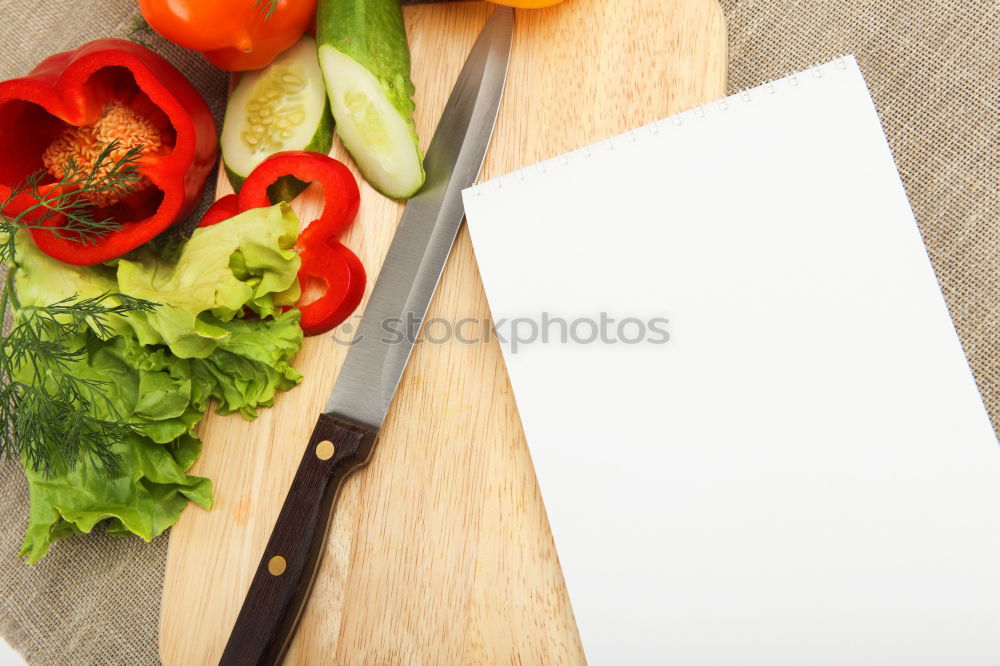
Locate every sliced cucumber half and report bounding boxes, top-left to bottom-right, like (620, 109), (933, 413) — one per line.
(317, 0), (425, 200)
(317, 47), (425, 200)
(221, 35), (333, 191)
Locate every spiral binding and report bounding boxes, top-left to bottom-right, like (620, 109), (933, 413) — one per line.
(471, 56), (854, 197)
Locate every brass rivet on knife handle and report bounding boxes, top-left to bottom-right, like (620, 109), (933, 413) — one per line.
(315, 440), (335, 461)
(267, 556), (286, 576)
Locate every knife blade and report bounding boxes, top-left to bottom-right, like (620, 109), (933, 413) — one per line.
(219, 7), (514, 665)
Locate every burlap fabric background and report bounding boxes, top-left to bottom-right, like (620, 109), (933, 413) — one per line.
(0, 1), (994, 663)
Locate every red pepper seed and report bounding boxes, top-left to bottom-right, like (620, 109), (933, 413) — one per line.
(41, 101), (164, 207)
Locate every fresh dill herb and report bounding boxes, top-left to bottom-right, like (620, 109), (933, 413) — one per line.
(127, 15), (157, 50)
(0, 142), (157, 477)
(18, 293), (157, 340)
(253, 0), (280, 20)
(0, 142), (143, 263)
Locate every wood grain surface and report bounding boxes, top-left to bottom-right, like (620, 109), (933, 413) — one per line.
(160, 1), (726, 663)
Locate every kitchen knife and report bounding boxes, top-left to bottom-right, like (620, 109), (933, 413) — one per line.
(219, 6), (514, 665)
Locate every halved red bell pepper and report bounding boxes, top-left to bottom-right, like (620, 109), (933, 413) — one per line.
(199, 151), (365, 336)
(0, 39), (218, 266)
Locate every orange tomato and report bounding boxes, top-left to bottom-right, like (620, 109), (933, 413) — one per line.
(488, 0), (565, 6)
(137, 0), (316, 71)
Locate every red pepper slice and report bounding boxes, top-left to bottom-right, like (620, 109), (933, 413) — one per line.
(0, 39), (218, 266)
(297, 239), (366, 336)
(198, 194), (240, 228)
(202, 152), (365, 336)
(237, 151), (360, 242)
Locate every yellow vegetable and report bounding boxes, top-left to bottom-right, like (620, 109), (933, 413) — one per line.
(488, 0), (565, 7)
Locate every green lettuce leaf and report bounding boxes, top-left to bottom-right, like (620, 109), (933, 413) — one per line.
(11, 204), (305, 562)
(116, 202), (301, 358)
(13, 203), (302, 357)
(192, 310), (304, 418)
(20, 432), (211, 563)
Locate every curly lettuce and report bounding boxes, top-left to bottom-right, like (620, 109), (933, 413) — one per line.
(11, 203), (304, 562)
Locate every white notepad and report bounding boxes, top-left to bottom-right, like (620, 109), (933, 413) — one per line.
(462, 56), (999, 665)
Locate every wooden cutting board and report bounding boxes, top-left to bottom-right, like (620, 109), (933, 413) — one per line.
(160, 1), (726, 663)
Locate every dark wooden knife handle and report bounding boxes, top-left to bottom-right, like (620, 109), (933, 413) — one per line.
(219, 413), (377, 666)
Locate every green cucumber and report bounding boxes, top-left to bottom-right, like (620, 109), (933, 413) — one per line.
(221, 35), (333, 196)
(317, 0), (425, 199)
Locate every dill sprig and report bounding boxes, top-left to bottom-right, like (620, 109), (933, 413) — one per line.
(253, 0), (280, 20)
(127, 15), (157, 50)
(0, 142), (143, 264)
(0, 142), (157, 477)
(18, 293), (157, 340)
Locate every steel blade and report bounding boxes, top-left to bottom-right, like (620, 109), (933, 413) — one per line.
(324, 6), (513, 429)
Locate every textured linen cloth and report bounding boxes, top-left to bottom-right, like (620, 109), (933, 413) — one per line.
(0, 1), (995, 663)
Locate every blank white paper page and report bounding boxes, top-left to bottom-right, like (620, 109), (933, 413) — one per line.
(463, 56), (1000, 665)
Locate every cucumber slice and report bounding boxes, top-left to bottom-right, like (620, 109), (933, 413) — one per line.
(317, 0), (425, 200)
(221, 35), (333, 192)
